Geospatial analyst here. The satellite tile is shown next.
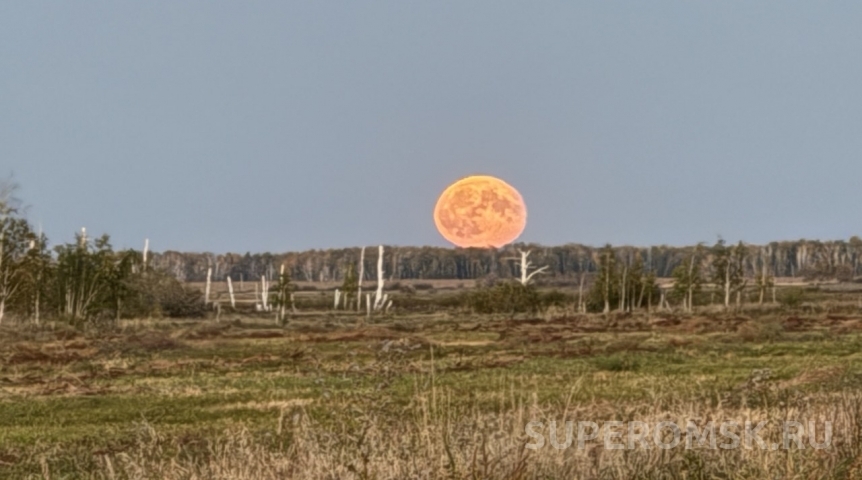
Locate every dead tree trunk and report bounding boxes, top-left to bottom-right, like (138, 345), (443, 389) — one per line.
(686, 256), (696, 313)
(261, 275), (269, 311)
(357, 246), (365, 312)
(602, 248), (611, 314)
(366, 293), (371, 318)
(515, 250), (549, 286)
(603, 267), (610, 314)
(724, 267), (731, 309)
(577, 272), (586, 313)
(205, 267), (212, 306)
(227, 277), (236, 308)
(374, 245), (385, 310)
(279, 265), (287, 323)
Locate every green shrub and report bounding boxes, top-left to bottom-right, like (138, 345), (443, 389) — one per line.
(593, 355), (640, 372)
(778, 288), (805, 309)
(467, 282), (540, 314)
(123, 271), (206, 318)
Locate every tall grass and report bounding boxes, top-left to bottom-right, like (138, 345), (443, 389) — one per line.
(71, 382), (862, 479)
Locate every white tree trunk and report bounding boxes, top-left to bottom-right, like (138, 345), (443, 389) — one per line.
(34, 289), (39, 325)
(578, 273), (586, 313)
(227, 277), (236, 308)
(357, 246), (365, 312)
(374, 245), (384, 310)
(205, 267), (212, 306)
(619, 265), (627, 311)
(143, 238), (149, 269)
(366, 293), (371, 318)
(686, 255), (696, 313)
(603, 256), (610, 314)
(724, 268), (731, 309)
(279, 264), (286, 322)
(516, 249), (548, 286)
(334, 289), (341, 309)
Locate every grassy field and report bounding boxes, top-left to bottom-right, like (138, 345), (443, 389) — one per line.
(2, 299), (862, 478)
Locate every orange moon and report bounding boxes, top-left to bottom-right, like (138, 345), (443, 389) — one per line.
(433, 175), (527, 248)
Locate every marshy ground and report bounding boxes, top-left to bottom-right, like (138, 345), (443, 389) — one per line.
(2, 302), (862, 478)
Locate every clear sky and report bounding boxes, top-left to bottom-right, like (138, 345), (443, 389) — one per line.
(2, 2), (861, 252)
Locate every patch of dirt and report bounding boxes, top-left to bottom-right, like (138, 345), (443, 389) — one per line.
(301, 326), (404, 343)
(444, 354), (524, 372)
(178, 324), (233, 340)
(832, 319), (862, 334)
(4, 345), (96, 365)
(784, 316), (817, 332)
(209, 398), (314, 411)
(38, 380), (107, 396)
(121, 332), (185, 352)
(778, 366), (845, 390)
(437, 340), (494, 347)
(224, 329), (284, 339)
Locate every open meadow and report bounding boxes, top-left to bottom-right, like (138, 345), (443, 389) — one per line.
(2, 283), (862, 479)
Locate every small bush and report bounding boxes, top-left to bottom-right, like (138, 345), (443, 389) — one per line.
(540, 290), (573, 310)
(593, 355), (640, 372)
(778, 288), (805, 309)
(124, 272), (206, 318)
(467, 282), (540, 314)
(737, 320), (784, 343)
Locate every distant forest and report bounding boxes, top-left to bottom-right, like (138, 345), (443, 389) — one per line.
(150, 239), (862, 283)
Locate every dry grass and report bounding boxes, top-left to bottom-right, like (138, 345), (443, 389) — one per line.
(63, 387), (862, 479)
(1, 310), (862, 478)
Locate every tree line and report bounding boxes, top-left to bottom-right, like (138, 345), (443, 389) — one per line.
(149, 237), (862, 284)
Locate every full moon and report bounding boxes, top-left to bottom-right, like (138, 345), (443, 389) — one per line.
(433, 175), (527, 248)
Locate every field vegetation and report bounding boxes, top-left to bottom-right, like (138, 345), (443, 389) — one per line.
(3, 290), (862, 478)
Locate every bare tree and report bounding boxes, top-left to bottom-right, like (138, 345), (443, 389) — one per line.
(755, 259), (774, 305)
(226, 276), (236, 308)
(671, 244), (703, 313)
(509, 249), (549, 286)
(205, 267), (212, 306)
(357, 246), (365, 311)
(711, 239), (747, 310)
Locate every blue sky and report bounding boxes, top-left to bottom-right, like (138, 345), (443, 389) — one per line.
(2, 2), (861, 252)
